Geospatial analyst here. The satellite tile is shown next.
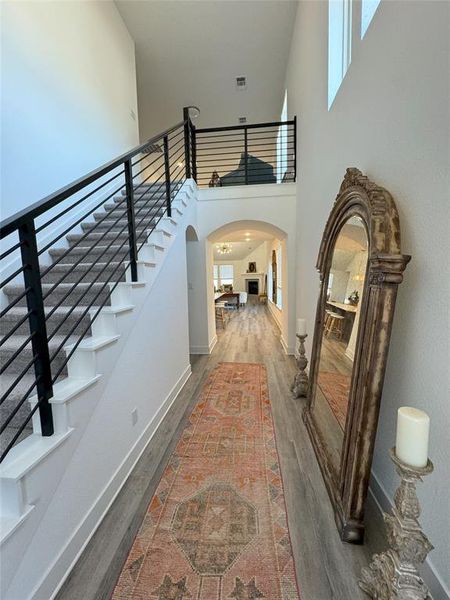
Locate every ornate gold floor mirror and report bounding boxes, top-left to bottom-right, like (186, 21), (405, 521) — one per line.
(303, 168), (411, 544)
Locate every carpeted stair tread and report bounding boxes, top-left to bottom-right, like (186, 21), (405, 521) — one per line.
(3, 282), (113, 308)
(41, 261), (126, 284)
(0, 335), (77, 378)
(0, 306), (93, 337)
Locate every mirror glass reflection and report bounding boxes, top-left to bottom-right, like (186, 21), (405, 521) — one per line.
(312, 216), (368, 476)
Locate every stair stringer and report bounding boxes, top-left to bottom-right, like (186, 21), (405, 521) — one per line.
(1, 179), (198, 599)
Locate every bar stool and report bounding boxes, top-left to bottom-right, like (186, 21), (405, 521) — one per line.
(324, 309), (333, 330)
(215, 302), (227, 328)
(324, 311), (345, 339)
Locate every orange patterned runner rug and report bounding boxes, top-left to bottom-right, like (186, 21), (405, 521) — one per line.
(112, 362), (301, 600)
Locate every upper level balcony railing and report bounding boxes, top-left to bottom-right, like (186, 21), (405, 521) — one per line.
(194, 119), (296, 187)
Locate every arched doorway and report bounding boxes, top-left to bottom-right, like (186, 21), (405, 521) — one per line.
(204, 219), (294, 354)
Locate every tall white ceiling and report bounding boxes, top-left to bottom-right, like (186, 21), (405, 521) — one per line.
(115, 0), (298, 139)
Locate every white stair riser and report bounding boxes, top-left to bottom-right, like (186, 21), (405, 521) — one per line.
(30, 402), (69, 436)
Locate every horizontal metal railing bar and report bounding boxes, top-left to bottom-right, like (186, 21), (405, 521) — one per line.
(196, 139), (294, 151)
(38, 179), (128, 257)
(44, 200), (160, 325)
(35, 169), (125, 235)
(0, 310), (33, 347)
(131, 153), (164, 181)
(39, 182), (132, 279)
(0, 375), (40, 435)
(0, 120), (186, 239)
(196, 119), (294, 134)
(48, 193), (169, 375)
(0, 265), (26, 291)
(197, 129), (292, 141)
(45, 191), (166, 339)
(0, 241), (23, 261)
(0, 356), (38, 406)
(47, 176), (183, 368)
(0, 333), (35, 376)
(130, 127), (185, 169)
(170, 164), (185, 181)
(169, 148), (187, 170)
(167, 138), (187, 160)
(0, 391), (44, 463)
(48, 177), (185, 384)
(0, 287), (30, 319)
(196, 165), (282, 172)
(133, 171), (167, 204)
(131, 163), (168, 199)
(196, 153), (285, 164)
(197, 131), (294, 141)
(196, 131), (245, 140)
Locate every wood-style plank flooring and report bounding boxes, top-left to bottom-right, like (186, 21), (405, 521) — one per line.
(57, 300), (386, 600)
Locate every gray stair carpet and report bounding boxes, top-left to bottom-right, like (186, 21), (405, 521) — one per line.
(0, 182), (180, 456)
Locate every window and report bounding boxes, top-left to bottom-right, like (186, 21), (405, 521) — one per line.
(277, 90), (288, 182)
(276, 246), (282, 309)
(361, 0), (381, 38)
(267, 260), (273, 302)
(213, 264), (219, 290)
(214, 264), (234, 289)
(328, 0), (352, 109)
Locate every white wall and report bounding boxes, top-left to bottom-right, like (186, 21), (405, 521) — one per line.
(0, 0), (139, 220)
(286, 0), (449, 593)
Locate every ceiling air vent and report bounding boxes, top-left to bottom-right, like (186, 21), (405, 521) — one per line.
(238, 117), (247, 124)
(236, 76), (247, 91)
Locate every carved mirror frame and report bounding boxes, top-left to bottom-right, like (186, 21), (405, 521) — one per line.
(303, 168), (411, 543)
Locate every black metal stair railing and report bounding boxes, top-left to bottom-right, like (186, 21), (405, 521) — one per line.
(0, 108), (197, 462)
(0, 107), (296, 462)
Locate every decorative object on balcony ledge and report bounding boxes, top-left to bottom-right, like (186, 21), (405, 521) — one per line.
(208, 170), (222, 187)
(216, 242), (232, 255)
(292, 319), (309, 398)
(359, 447), (434, 600)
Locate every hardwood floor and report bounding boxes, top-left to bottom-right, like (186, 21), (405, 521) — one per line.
(57, 300), (386, 600)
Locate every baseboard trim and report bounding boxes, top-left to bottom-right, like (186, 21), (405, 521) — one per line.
(369, 471), (450, 600)
(28, 364), (192, 600)
(190, 334), (217, 355)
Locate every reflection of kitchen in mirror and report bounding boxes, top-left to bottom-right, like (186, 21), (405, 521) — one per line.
(319, 216), (368, 432)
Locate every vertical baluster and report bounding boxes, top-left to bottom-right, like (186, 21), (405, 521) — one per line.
(183, 107), (191, 180)
(244, 128), (248, 185)
(191, 122), (197, 183)
(124, 159), (138, 282)
(18, 219), (54, 436)
(163, 135), (172, 218)
(293, 116), (297, 183)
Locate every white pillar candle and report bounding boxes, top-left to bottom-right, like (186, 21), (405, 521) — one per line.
(297, 318), (307, 336)
(395, 407), (430, 468)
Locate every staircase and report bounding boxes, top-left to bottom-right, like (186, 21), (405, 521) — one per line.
(0, 182), (180, 457)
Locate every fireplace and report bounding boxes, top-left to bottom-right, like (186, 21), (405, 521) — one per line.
(247, 280), (259, 295)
